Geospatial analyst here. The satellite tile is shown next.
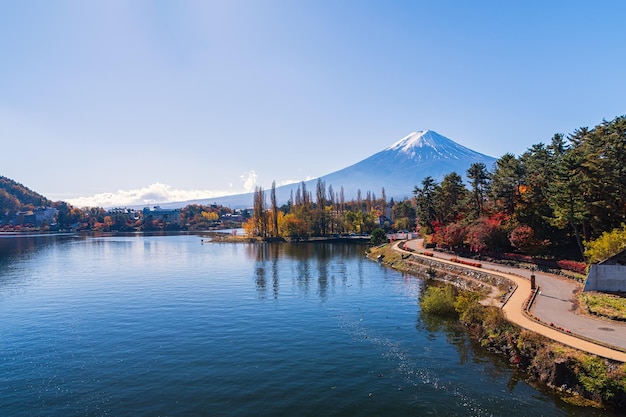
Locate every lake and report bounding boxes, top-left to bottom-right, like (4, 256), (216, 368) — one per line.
(0, 233), (619, 416)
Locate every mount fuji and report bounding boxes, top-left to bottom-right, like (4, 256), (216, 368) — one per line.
(164, 130), (497, 208)
(315, 129), (496, 200)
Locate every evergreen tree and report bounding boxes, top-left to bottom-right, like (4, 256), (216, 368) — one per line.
(466, 163), (491, 220)
(413, 176), (439, 232)
(435, 172), (468, 224)
(547, 147), (587, 259)
(489, 153), (524, 216)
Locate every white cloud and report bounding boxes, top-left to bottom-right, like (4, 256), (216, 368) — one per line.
(239, 170), (258, 192)
(65, 183), (232, 208)
(276, 176), (317, 187)
(63, 171), (313, 208)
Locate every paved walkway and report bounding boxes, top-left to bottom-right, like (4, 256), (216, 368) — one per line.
(396, 239), (626, 362)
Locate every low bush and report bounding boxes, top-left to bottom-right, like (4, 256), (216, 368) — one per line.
(556, 259), (587, 275)
(454, 291), (483, 324)
(450, 257), (482, 268)
(420, 284), (457, 317)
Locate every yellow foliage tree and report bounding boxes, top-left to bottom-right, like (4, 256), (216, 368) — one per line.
(279, 213), (307, 238)
(584, 224), (626, 264)
(201, 211), (219, 221)
(242, 218), (256, 236)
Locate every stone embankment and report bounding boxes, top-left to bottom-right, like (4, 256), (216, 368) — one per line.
(391, 241), (515, 306)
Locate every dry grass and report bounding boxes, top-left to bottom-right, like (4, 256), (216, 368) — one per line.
(581, 292), (626, 321)
(367, 244), (402, 265)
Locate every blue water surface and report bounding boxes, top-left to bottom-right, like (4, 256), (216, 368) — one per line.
(0, 234), (618, 416)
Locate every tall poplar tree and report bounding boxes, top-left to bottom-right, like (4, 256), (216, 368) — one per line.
(270, 181), (278, 237)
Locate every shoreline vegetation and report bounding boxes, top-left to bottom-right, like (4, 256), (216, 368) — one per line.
(366, 243), (626, 411)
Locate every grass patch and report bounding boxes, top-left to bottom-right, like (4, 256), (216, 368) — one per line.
(581, 292), (626, 320)
(367, 244), (402, 265)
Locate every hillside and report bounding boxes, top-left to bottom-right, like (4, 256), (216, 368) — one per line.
(0, 176), (52, 212)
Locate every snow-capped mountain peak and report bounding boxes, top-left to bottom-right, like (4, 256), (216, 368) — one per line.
(384, 129), (481, 161)
(387, 130), (440, 152)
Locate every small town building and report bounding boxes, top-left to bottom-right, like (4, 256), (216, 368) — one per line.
(34, 207), (58, 226)
(14, 210), (35, 226)
(142, 206), (181, 225)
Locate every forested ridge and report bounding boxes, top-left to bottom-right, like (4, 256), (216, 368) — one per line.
(249, 115), (626, 262)
(0, 176), (51, 212)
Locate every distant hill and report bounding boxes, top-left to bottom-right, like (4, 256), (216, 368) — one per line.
(159, 130), (497, 209)
(0, 176), (52, 212)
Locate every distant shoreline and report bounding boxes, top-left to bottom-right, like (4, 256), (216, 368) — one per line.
(209, 234), (371, 244)
(0, 231), (78, 238)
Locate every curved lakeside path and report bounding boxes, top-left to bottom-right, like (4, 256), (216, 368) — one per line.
(395, 239), (626, 363)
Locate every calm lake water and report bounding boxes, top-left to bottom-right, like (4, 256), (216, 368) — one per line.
(0, 233), (620, 416)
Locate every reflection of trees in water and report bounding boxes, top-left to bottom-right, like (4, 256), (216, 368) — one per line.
(317, 256), (328, 301)
(255, 263), (266, 298)
(272, 257), (279, 300)
(253, 244), (272, 298)
(0, 235), (79, 286)
(416, 281), (527, 395)
(248, 242), (366, 301)
(0, 235), (83, 286)
(0, 235), (70, 263)
(297, 254), (311, 296)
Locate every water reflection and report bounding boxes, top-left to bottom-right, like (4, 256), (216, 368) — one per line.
(0, 234), (75, 263)
(0, 234), (80, 290)
(248, 242), (367, 301)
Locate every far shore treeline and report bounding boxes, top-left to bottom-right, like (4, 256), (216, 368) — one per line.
(2, 115), (626, 265)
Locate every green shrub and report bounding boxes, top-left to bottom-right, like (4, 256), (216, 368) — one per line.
(454, 291), (484, 324)
(370, 228), (387, 245)
(420, 284), (457, 317)
(574, 355), (626, 402)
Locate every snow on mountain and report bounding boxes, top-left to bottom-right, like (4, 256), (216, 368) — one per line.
(161, 130), (497, 208)
(387, 130), (482, 160)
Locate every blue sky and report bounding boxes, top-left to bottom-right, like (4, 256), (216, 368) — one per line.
(1, 1), (625, 207)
